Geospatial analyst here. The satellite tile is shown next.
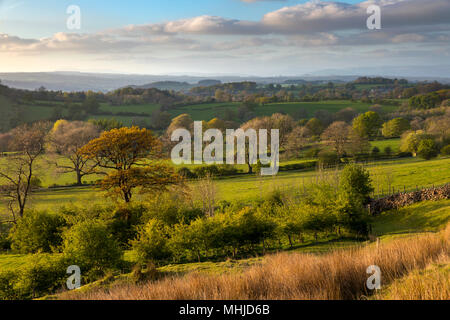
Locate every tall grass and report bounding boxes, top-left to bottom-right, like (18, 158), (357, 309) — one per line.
(62, 224), (449, 300)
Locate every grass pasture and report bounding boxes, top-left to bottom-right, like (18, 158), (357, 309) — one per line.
(1, 156), (449, 215)
(89, 100), (399, 125)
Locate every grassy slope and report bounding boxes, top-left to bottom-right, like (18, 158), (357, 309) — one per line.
(372, 200), (450, 236)
(374, 260), (449, 300)
(1, 156), (449, 215)
(1, 198), (448, 274)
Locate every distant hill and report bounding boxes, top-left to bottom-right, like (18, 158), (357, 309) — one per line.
(132, 81), (194, 92)
(1, 71), (449, 93)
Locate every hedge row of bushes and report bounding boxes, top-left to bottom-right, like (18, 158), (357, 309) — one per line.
(177, 164), (241, 179)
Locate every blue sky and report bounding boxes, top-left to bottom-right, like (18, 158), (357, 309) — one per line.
(0, 0), (449, 76)
(1, 0), (364, 38)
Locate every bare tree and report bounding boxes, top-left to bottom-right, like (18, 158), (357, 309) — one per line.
(284, 126), (312, 159)
(47, 120), (100, 186)
(321, 121), (351, 156)
(193, 174), (217, 217)
(0, 122), (50, 220)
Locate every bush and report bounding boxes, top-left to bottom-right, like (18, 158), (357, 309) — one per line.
(384, 146), (392, 156)
(318, 150), (340, 166)
(440, 145), (450, 156)
(143, 194), (203, 226)
(279, 161), (317, 172)
(62, 220), (123, 272)
(0, 223), (12, 252)
(371, 146), (380, 156)
(305, 147), (320, 158)
(130, 219), (172, 264)
(109, 204), (146, 248)
(192, 165), (220, 178)
(177, 167), (196, 179)
(0, 254), (68, 300)
(9, 211), (66, 254)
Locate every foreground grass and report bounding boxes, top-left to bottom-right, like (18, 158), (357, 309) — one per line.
(60, 224), (450, 300)
(375, 258), (449, 300)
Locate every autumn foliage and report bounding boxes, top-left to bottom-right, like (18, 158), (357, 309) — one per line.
(79, 126), (181, 202)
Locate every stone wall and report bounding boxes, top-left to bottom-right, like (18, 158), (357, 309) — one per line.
(369, 184), (450, 215)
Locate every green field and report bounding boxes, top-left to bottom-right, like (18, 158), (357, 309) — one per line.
(0, 98), (400, 131)
(1, 156), (449, 216)
(371, 138), (401, 152)
(89, 100), (399, 125)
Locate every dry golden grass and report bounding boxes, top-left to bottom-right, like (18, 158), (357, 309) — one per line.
(62, 224), (449, 300)
(374, 255), (449, 300)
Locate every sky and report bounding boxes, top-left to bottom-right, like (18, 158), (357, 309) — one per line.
(0, 0), (449, 76)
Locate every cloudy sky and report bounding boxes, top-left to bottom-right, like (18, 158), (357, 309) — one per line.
(0, 0), (449, 76)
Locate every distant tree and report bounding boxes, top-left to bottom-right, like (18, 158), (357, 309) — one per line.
(79, 126), (181, 203)
(167, 114), (193, 137)
(425, 116), (450, 144)
(400, 131), (429, 157)
(384, 146), (392, 156)
(321, 121), (351, 156)
(346, 129), (371, 156)
(47, 120), (100, 186)
(284, 126), (311, 159)
(314, 110), (334, 126)
(305, 118), (325, 137)
(0, 132), (12, 153)
(88, 118), (124, 131)
(352, 111), (383, 138)
(81, 97), (100, 114)
(382, 118), (410, 138)
(0, 122), (51, 220)
(417, 139), (439, 160)
(151, 110), (172, 130)
(335, 107), (358, 123)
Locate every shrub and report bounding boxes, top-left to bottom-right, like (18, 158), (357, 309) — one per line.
(192, 165), (220, 178)
(440, 145), (450, 156)
(417, 139), (439, 160)
(0, 223), (12, 252)
(177, 167), (196, 179)
(130, 219), (172, 264)
(0, 254), (68, 300)
(371, 146), (380, 155)
(109, 204), (146, 247)
(9, 211), (66, 254)
(305, 147), (320, 158)
(143, 194), (203, 226)
(62, 220), (123, 272)
(318, 150), (340, 166)
(384, 146), (392, 156)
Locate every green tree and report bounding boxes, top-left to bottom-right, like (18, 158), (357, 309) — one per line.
(382, 118), (410, 138)
(63, 220), (123, 271)
(352, 111), (383, 138)
(9, 211), (66, 253)
(417, 139), (439, 160)
(335, 164), (373, 236)
(130, 219), (171, 264)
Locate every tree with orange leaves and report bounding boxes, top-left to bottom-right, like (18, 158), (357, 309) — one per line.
(79, 126), (181, 203)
